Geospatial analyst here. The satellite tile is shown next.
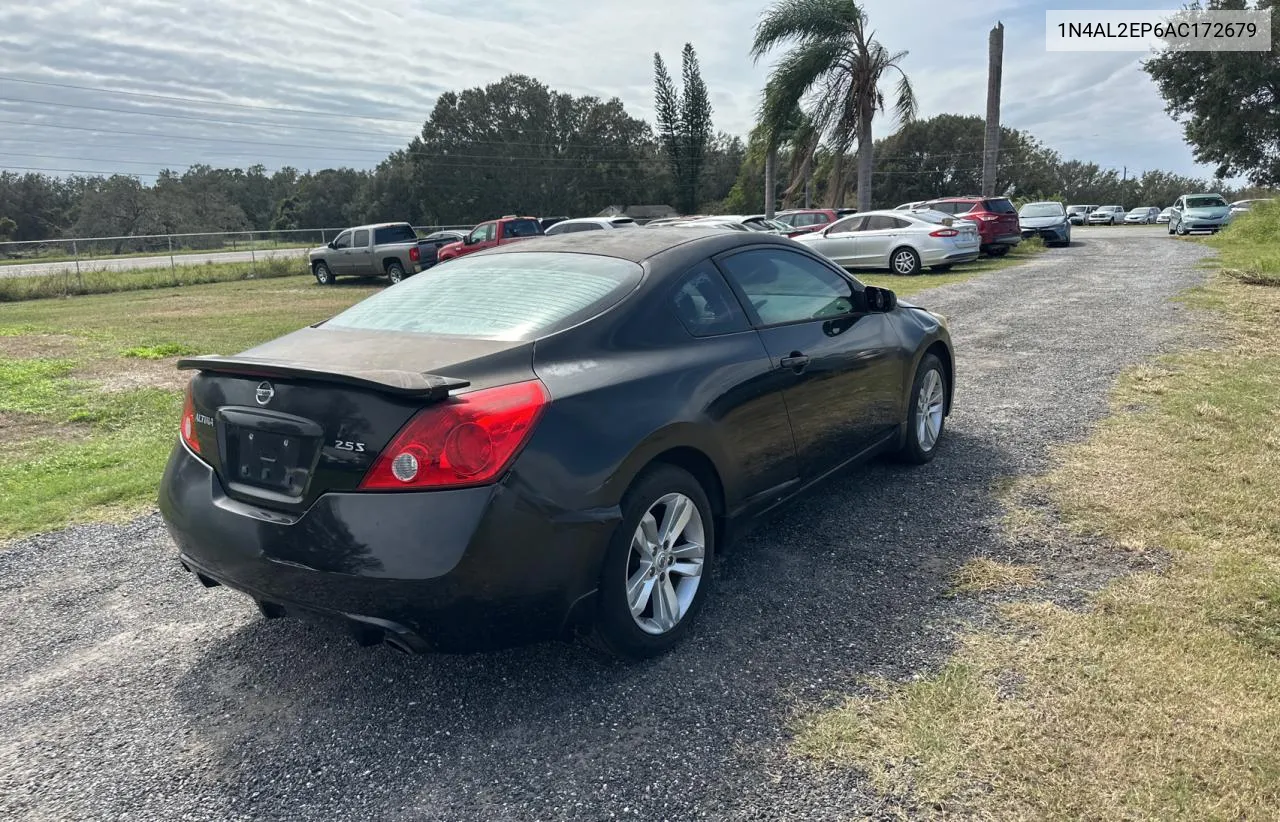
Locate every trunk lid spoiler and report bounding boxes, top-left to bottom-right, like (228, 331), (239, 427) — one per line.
(176, 355), (470, 400)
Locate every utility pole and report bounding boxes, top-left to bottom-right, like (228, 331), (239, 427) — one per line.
(764, 146), (777, 219)
(981, 21), (1004, 198)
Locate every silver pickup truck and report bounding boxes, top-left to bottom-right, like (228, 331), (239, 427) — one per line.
(309, 222), (432, 285)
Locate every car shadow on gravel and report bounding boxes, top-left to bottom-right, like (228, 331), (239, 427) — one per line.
(169, 429), (1014, 818)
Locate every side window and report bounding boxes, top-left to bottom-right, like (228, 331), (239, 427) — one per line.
(827, 215), (866, 234)
(864, 215), (897, 231)
(469, 223), (495, 243)
(719, 248), (855, 326)
(352, 229), (369, 247)
(889, 216), (911, 229)
(332, 231), (352, 250)
(670, 262), (750, 337)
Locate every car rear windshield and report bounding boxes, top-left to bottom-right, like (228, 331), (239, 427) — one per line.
(1186, 196), (1228, 209)
(374, 224), (418, 244)
(983, 198), (1017, 214)
(504, 219), (543, 237)
(1019, 203), (1065, 218)
(325, 252), (642, 340)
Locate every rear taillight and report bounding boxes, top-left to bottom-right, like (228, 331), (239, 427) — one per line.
(180, 383), (201, 455)
(359, 380), (548, 490)
(409, 246), (421, 263)
(929, 228), (959, 237)
(975, 214), (1000, 222)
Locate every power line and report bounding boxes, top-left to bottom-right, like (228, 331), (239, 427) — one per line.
(0, 75), (424, 125)
(0, 96), (412, 141)
(0, 117), (665, 155)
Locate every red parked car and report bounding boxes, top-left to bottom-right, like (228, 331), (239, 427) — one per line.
(436, 215), (544, 262)
(923, 197), (1021, 256)
(773, 208), (858, 235)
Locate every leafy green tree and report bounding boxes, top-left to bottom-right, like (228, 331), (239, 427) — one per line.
(653, 44), (714, 214)
(751, 0), (916, 211)
(1144, 0), (1280, 185)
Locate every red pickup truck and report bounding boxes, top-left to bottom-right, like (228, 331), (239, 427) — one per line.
(436, 215), (544, 262)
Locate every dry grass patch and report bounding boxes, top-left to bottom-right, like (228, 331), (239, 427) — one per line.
(793, 276), (1280, 820)
(71, 357), (190, 394)
(0, 332), (82, 359)
(949, 558), (1041, 595)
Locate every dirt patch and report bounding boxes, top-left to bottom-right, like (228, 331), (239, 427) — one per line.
(0, 333), (81, 360)
(0, 411), (89, 457)
(71, 357), (190, 393)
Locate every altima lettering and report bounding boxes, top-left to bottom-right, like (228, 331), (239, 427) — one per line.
(195, 413), (215, 426)
(333, 440), (366, 452)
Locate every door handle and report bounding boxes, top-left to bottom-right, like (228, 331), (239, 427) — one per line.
(779, 352), (810, 373)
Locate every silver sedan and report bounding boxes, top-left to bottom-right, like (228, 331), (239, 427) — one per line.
(793, 209), (980, 275)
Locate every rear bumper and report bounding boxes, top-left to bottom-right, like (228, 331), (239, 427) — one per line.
(158, 443), (615, 652)
(982, 233), (1022, 248)
(922, 248), (980, 264)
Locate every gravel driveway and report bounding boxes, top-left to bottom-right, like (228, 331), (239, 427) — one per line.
(0, 229), (1208, 821)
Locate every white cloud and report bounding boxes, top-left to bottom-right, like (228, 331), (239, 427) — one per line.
(0, 0), (1215, 181)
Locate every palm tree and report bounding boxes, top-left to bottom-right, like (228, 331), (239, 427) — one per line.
(751, 0), (916, 213)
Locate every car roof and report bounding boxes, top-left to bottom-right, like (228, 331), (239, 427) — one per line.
(1021, 201), (1063, 207)
(347, 222), (412, 231)
(481, 226), (796, 264)
(1184, 192), (1225, 197)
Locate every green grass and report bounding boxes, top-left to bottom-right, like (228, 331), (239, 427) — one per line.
(122, 342), (200, 360)
(1205, 202), (1280, 286)
(0, 256), (307, 302)
(858, 238), (1046, 297)
(0, 275), (379, 539)
(793, 274), (1280, 819)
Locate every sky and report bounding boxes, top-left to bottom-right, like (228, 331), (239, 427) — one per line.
(0, 0), (1217, 183)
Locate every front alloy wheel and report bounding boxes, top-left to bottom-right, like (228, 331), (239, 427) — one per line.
(897, 353), (947, 464)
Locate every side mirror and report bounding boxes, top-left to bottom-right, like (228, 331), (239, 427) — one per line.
(327, 241), (336, 249)
(863, 286), (897, 313)
(463, 235), (476, 245)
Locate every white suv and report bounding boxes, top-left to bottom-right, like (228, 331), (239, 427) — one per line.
(1087, 205), (1126, 225)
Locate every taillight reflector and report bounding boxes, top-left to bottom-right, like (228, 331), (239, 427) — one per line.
(359, 380), (548, 490)
(180, 384), (202, 455)
(929, 228), (959, 237)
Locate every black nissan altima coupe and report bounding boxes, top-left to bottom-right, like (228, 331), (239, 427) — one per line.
(159, 228), (954, 659)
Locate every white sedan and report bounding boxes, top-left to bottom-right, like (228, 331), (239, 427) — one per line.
(543, 217), (639, 235)
(793, 209), (980, 275)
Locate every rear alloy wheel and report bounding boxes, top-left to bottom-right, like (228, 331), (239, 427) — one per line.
(386, 262), (406, 284)
(591, 464), (714, 659)
(891, 247), (922, 276)
(313, 262), (334, 285)
(896, 353), (947, 464)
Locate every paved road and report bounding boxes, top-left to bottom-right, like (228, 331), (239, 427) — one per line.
(0, 230), (1209, 820)
(0, 246), (310, 279)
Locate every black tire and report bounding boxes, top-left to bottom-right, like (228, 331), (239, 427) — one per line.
(386, 262), (406, 284)
(1168, 225), (1175, 235)
(990, 245), (1010, 257)
(589, 464), (715, 660)
(930, 264), (953, 273)
(890, 246), (922, 276)
(896, 353), (947, 465)
(1176, 222), (1188, 236)
(313, 262), (335, 285)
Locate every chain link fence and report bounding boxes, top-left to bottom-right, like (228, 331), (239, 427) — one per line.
(0, 225), (475, 278)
